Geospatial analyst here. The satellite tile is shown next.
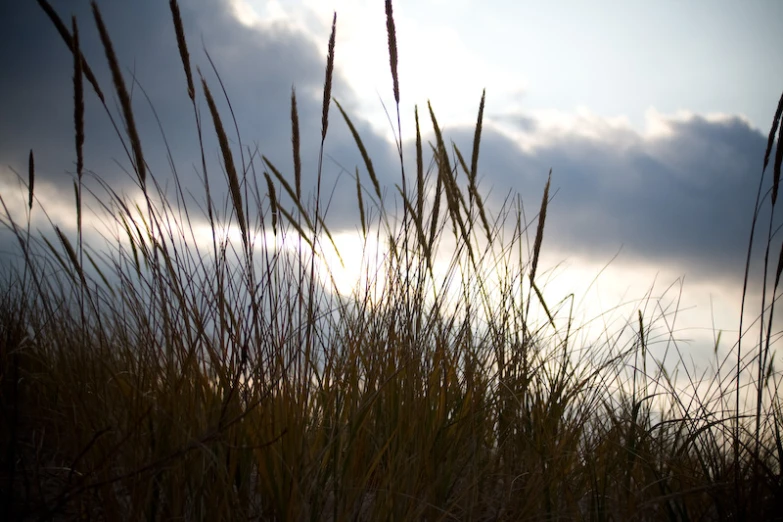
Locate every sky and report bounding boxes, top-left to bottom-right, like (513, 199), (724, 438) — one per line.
(1, 0), (783, 386)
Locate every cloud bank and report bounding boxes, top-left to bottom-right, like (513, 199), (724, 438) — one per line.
(0, 0), (776, 304)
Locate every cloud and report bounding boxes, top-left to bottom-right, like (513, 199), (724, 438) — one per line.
(0, 0), (775, 305)
(0, 0), (396, 231)
(441, 108), (769, 289)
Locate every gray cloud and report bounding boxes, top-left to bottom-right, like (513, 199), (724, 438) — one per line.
(0, 0), (776, 300)
(0, 0), (396, 232)
(446, 113), (770, 288)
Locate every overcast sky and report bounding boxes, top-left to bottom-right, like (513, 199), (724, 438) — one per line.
(2, 0), (782, 375)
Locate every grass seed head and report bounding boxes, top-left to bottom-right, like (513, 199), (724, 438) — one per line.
(92, 1), (146, 188)
(27, 149), (35, 210)
(385, 0), (400, 105)
(291, 87), (302, 200)
(169, 0), (195, 101)
(530, 169), (551, 284)
(321, 12), (336, 142)
(72, 16), (84, 181)
(201, 75), (247, 251)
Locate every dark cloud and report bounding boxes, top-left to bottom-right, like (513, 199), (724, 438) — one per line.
(0, 0), (396, 231)
(447, 113), (769, 287)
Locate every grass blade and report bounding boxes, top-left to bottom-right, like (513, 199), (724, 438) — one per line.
(530, 169), (551, 284)
(334, 99), (382, 204)
(36, 0), (106, 103)
(764, 90), (783, 175)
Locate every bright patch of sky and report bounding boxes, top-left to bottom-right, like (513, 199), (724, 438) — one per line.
(235, 0), (782, 136)
(225, 0), (782, 325)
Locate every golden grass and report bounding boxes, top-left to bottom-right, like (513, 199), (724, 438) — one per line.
(2, 1), (782, 520)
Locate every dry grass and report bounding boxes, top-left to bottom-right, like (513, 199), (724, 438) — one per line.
(2, 1), (783, 520)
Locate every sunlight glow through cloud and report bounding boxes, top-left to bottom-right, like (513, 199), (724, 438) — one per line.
(2, 0), (780, 401)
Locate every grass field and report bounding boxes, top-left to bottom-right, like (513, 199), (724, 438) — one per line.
(1, 1), (782, 520)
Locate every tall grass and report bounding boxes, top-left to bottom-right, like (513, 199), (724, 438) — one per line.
(1, 1), (782, 520)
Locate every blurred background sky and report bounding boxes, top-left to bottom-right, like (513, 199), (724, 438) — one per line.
(2, 0), (783, 377)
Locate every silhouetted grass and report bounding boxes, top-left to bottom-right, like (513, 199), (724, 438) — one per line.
(1, 1), (782, 520)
